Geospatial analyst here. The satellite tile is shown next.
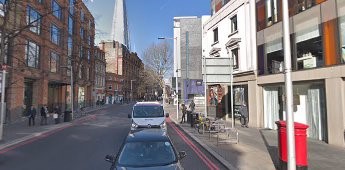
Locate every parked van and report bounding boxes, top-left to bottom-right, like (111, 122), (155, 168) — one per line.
(128, 101), (169, 131)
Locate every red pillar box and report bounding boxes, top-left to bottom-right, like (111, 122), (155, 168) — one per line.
(275, 121), (309, 170)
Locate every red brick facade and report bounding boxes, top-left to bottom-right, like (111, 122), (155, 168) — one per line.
(2, 0), (95, 121)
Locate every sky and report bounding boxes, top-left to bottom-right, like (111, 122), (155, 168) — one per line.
(85, 0), (210, 57)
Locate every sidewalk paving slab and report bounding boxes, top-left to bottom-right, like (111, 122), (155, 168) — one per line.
(164, 103), (345, 170)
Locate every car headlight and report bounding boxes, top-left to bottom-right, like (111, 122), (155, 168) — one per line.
(160, 122), (167, 129)
(131, 122), (138, 130)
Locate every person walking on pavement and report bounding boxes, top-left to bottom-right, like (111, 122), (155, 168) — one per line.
(240, 101), (249, 128)
(180, 103), (187, 123)
(40, 105), (48, 125)
(53, 106), (61, 124)
(28, 105), (37, 126)
(189, 100), (195, 113)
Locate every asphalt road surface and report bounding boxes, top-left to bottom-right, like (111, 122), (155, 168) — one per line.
(0, 103), (227, 170)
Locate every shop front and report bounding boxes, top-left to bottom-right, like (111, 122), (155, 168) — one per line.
(263, 81), (327, 141)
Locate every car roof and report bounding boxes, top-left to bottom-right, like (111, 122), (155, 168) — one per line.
(134, 101), (162, 107)
(126, 129), (169, 142)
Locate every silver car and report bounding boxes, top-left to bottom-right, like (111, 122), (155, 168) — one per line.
(105, 129), (186, 170)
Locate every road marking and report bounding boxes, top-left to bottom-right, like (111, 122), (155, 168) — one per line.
(167, 119), (219, 170)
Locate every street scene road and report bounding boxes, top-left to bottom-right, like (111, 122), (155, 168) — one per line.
(0, 104), (226, 170)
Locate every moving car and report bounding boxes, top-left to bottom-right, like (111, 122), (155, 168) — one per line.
(105, 129), (186, 170)
(128, 101), (169, 131)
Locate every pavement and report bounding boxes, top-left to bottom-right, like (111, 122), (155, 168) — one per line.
(0, 104), (116, 151)
(164, 103), (345, 170)
(1, 102), (345, 170)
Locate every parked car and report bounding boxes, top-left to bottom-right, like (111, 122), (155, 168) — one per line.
(128, 101), (169, 131)
(105, 129), (186, 170)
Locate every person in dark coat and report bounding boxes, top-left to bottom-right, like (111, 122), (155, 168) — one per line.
(53, 106), (61, 124)
(180, 103), (187, 123)
(40, 105), (48, 125)
(28, 105), (37, 126)
(240, 102), (249, 128)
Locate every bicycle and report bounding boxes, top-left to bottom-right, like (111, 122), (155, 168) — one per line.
(194, 115), (210, 134)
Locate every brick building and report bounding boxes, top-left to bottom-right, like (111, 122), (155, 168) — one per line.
(99, 40), (143, 103)
(93, 46), (106, 104)
(0, 0), (95, 121)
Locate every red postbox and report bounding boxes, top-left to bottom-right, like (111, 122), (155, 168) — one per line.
(275, 121), (309, 170)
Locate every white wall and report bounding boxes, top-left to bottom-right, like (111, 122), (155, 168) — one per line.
(202, 0), (256, 79)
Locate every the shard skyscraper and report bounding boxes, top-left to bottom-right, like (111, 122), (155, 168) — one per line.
(111, 0), (129, 48)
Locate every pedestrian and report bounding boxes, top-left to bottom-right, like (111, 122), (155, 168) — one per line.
(53, 106), (61, 124)
(40, 105), (48, 125)
(28, 105), (37, 126)
(240, 102), (249, 128)
(189, 100), (195, 113)
(180, 103), (187, 123)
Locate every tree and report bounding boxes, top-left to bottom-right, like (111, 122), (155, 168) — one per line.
(141, 41), (173, 93)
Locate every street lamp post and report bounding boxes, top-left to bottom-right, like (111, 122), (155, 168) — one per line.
(131, 79), (136, 102)
(158, 36), (179, 122)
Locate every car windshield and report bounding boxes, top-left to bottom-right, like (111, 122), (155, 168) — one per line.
(117, 141), (177, 167)
(133, 106), (164, 118)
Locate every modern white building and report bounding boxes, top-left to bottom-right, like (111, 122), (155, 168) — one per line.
(203, 0), (258, 121)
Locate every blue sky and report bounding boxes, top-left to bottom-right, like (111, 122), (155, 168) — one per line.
(85, 0), (210, 57)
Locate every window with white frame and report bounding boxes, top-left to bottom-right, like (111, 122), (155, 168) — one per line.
(26, 6), (41, 34)
(213, 28), (218, 43)
(231, 15), (238, 33)
(231, 48), (239, 69)
(50, 52), (59, 73)
(25, 40), (40, 68)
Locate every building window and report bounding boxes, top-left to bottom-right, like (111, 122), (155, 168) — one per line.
(68, 16), (73, 35)
(52, 0), (62, 20)
(86, 68), (89, 80)
(25, 40), (40, 68)
(68, 37), (73, 56)
(80, 28), (84, 40)
(51, 24), (60, 45)
(80, 10), (85, 22)
(213, 28), (218, 43)
(26, 6), (41, 35)
(79, 65), (82, 78)
(297, 0), (315, 13)
(265, 0), (278, 26)
(230, 15), (238, 33)
(68, 0), (74, 14)
(231, 48), (239, 69)
(80, 46), (83, 58)
(108, 85), (112, 90)
(50, 52), (59, 73)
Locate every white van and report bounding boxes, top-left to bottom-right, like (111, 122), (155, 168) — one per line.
(128, 102), (169, 131)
